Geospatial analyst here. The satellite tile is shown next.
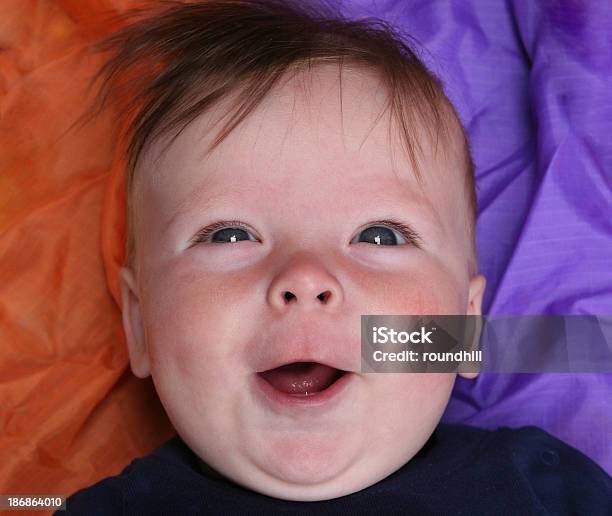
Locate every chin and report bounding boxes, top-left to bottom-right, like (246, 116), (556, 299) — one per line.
(235, 470), (371, 502)
(222, 442), (413, 502)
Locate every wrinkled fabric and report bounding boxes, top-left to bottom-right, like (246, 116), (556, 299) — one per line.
(0, 0), (175, 495)
(1, 0), (610, 497)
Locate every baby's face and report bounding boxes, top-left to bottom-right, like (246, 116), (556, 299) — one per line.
(120, 64), (485, 501)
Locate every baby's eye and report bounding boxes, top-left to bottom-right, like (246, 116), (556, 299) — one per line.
(351, 221), (421, 247)
(190, 221), (258, 245)
(354, 226), (405, 246)
(211, 227), (255, 243)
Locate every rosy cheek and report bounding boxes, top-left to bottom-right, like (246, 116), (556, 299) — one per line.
(141, 262), (257, 371)
(358, 265), (464, 315)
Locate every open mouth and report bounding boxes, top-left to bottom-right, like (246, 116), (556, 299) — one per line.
(257, 362), (348, 397)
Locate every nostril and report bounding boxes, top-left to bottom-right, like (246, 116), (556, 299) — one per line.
(317, 290), (332, 303)
(281, 290), (333, 304)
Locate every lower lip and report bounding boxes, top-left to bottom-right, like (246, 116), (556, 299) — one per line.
(253, 371), (355, 408)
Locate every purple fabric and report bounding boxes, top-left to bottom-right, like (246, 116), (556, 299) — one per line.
(338, 0), (612, 473)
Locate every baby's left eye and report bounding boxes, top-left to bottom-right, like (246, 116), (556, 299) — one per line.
(352, 225), (408, 246)
(210, 227), (255, 243)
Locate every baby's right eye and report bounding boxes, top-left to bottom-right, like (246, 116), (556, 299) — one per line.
(190, 221), (259, 245)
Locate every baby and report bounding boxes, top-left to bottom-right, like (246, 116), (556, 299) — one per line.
(64, 0), (612, 513)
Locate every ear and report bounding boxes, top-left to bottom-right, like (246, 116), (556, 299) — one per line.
(119, 266), (151, 378)
(467, 274), (486, 316)
(458, 274), (486, 380)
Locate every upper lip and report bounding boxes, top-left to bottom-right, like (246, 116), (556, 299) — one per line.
(249, 326), (360, 374)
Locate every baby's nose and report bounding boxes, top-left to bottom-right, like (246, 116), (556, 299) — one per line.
(266, 253), (343, 312)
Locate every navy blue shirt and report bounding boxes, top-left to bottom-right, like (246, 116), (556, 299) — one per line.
(62, 424), (612, 515)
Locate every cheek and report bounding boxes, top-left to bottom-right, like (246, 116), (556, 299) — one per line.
(139, 260), (260, 378)
(136, 262), (265, 437)
(357, 259), (466, 315)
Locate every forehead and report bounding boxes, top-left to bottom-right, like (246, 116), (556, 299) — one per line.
(135, 63), (466, 238)
(141, 65), (402, 189)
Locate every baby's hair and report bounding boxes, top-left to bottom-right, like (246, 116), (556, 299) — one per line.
(84, 0), (477, 271)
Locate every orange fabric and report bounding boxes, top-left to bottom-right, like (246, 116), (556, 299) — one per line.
(0, 0), (174, 503)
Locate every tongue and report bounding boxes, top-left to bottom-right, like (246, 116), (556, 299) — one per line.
(259, 362), (343, 395)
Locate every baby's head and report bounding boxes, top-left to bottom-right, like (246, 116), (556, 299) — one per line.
(95, 0), (485, 501)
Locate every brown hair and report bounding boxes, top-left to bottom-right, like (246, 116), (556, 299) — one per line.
(84, 0), (477, 271)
